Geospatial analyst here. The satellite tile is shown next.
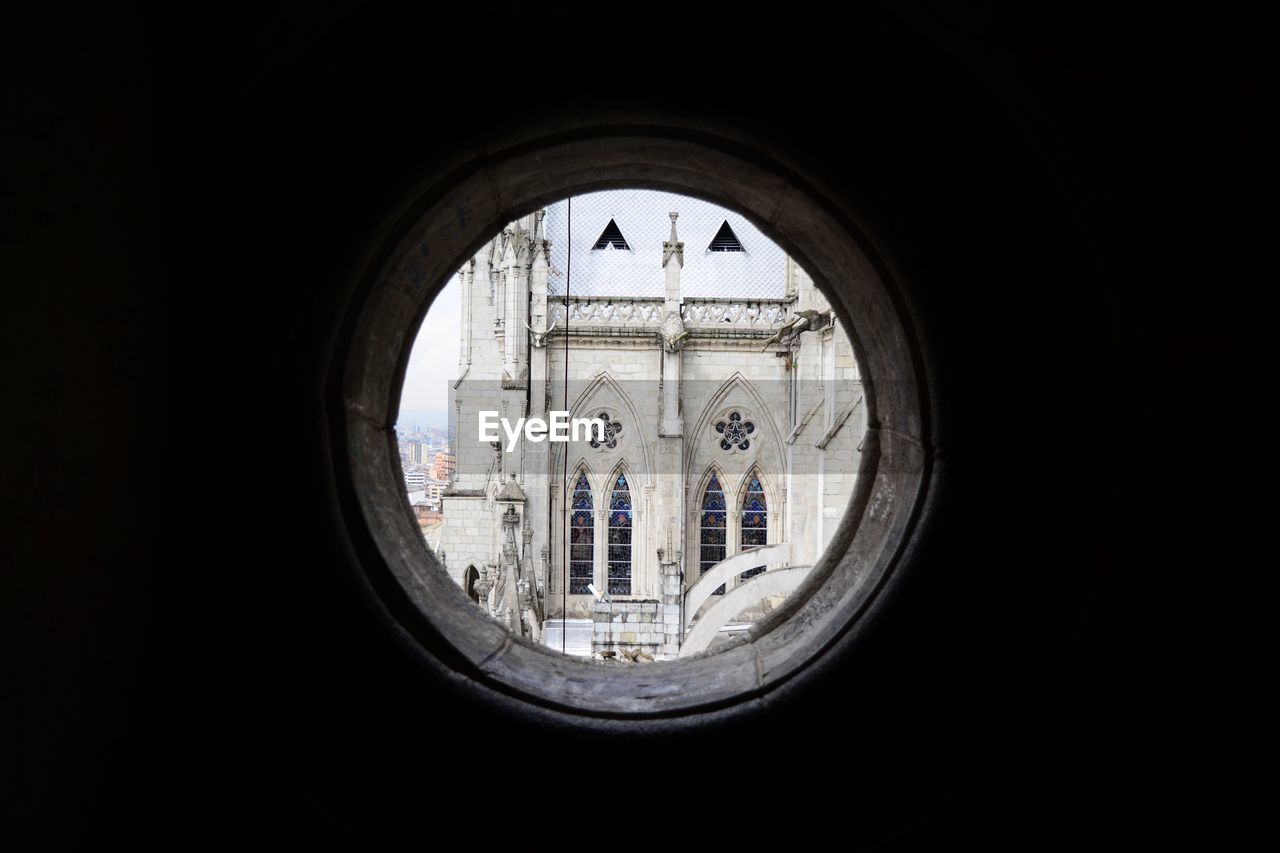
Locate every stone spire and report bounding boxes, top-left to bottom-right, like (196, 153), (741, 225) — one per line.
(499, 499), (523, 635)
(529, 210), (549, 341)
(496, 472), (527, 503)
(662, 211), (684, 275)
(661, 211), (688, 352)
(659, 212), (685, 433)
(502, 223), (528, 387)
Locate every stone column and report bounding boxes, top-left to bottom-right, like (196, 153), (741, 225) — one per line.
(502, 228), (528, 388)
(658, 546), (683, 658)
(472, 250), (490, 356)
(529, 211), (549, 341)
(493, 230), (508, 352)
(526, 221), (551, 609)
(657, 212), (688, 602)
(458, 262), (473, 371)
(659, 212), (686, 437)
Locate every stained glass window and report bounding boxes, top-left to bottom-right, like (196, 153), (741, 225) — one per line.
(607, 472), (632, 595)
(740, 472), (767, 580)
(700, 473), (727, 595)
(569, 472), (594, 595)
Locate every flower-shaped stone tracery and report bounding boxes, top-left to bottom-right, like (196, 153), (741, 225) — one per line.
(588, 412), (623, 450)
(714, 411), (755, 452)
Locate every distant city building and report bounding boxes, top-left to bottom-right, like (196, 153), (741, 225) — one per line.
(431, 451), (455, 482)
(404, 470), (427, 492)
(408, 488), (444, 528)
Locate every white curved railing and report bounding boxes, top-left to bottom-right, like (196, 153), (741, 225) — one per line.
(678, 566), (812, 657)
(683, 542), (791, 631)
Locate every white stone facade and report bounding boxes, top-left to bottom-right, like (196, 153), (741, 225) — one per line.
(429, 190), (865, 654)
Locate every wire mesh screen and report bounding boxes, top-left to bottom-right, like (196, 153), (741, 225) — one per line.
(542, 189), (788, 299)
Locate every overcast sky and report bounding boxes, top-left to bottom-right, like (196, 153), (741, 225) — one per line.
(401, 275), (460, 411)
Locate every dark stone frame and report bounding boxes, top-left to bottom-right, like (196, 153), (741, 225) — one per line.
(330, 127), (934, 724)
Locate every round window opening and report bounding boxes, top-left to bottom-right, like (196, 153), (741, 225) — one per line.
(337, 135), (932, 723)
(402, 189), (864, 655)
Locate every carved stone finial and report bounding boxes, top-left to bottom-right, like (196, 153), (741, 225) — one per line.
(497, 471), (527, 503)
(663, 211), (684, 269)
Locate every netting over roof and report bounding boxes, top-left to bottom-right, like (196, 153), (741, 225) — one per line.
(543, 190), (787, 299)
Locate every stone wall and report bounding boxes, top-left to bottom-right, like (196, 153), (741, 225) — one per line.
(591, 599), (681, 659)
(438, 493), (492, 587)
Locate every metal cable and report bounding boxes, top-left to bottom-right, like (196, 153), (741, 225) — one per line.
(560, 197), (571, 655)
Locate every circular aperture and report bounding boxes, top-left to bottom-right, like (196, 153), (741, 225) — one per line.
(399, 189), (869, 661)
(335, 133), (932, 721)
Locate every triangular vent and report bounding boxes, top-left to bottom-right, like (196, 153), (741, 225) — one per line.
(592, 219), (630, 250)
(708, 220), (745, 252)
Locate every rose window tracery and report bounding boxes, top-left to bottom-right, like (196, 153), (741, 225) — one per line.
(589, 412), (623, 450)
(714, 411), (755, 451)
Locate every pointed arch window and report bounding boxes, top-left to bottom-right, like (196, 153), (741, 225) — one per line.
(569, 473), (594, 595)
(607, 472), (633, 595)
(700, 473), (728, 595)
(464, 565), (480, 603)
(740, 472), (768, 580)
